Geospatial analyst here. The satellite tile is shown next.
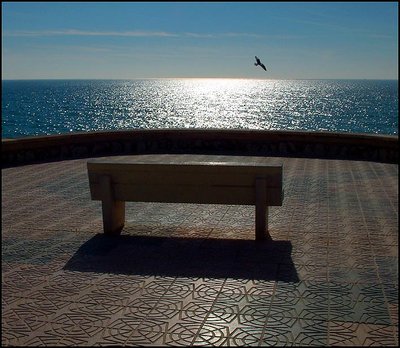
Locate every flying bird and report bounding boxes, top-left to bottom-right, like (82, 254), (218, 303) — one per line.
(254, 56), (267, 71)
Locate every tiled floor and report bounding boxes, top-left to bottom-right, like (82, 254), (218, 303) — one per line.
(2, 155), (398, 346)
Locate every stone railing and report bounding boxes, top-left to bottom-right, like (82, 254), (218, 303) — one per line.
(2, 129), (398, 168)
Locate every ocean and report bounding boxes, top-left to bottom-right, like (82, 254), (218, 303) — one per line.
(2, 79), (398, 139)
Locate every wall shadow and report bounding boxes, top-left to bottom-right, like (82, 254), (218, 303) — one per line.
(63, 234), (299, 282)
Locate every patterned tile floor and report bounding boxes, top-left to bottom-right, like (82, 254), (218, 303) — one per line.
(2, 155), (398, 346)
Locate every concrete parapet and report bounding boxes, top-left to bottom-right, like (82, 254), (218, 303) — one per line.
(2, 129), (398, 167)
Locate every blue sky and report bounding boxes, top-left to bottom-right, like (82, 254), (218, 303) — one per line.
(2, 2), (398, 80)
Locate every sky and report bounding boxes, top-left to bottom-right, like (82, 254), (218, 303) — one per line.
(2, 1), (398, 80)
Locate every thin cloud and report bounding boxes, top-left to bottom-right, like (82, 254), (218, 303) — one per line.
(184, 32), (273, 39)
(3, 29), (178, 37)
(184, 32), (217, 38)
(3, 29), (312, 40)
(5, 29), (262, 38)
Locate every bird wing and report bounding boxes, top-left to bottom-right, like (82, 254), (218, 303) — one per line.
(260, 63), (267, 71)
(255, 56), (260, 63)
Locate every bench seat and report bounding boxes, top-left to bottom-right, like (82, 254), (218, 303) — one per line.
(87, 154), (283, 241)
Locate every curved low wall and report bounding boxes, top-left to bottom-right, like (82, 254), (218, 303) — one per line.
(2, 129), (398, 167)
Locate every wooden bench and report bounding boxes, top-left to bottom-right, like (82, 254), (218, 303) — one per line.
(87, 154), (283, 241)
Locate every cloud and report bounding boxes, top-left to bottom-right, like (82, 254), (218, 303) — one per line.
(183, 32), (265, 39)
(4, 29), (264, 38)
(3, 29), (314, 41)
(3, 29), (178, 37)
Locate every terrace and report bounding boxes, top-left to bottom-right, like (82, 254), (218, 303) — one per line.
(2, 129), (398, 346)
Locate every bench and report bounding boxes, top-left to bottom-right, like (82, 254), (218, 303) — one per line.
(87, 154), (283, 241)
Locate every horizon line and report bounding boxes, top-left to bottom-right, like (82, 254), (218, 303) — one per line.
(2, 77), (398, 81)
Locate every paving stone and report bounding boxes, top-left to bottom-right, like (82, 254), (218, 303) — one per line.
(1, 156), (398, 346)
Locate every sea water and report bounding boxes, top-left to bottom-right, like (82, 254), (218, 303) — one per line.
(2, 79), (398, 139)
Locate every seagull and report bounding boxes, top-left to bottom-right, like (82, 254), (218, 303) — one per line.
(254, 56), (267, 71)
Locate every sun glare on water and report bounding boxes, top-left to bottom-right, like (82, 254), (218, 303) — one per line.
(165, 78), (275, 129)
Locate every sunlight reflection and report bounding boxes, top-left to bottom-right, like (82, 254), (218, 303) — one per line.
(175, 78), (274, 129)
(4, 79), (396, 138)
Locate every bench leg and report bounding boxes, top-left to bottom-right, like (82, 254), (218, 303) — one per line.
(255, 178), (272, 241)
(100, 175), (125, 235)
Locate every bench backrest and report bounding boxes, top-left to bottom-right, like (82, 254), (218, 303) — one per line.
(87, 158), (283, 206)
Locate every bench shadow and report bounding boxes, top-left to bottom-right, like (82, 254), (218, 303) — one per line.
(63, 234), (299, 282)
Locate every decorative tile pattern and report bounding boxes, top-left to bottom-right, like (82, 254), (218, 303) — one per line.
(329, 322), (397, 346)
(262, 318), (328, 346)
(2, 156), (398, 346)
